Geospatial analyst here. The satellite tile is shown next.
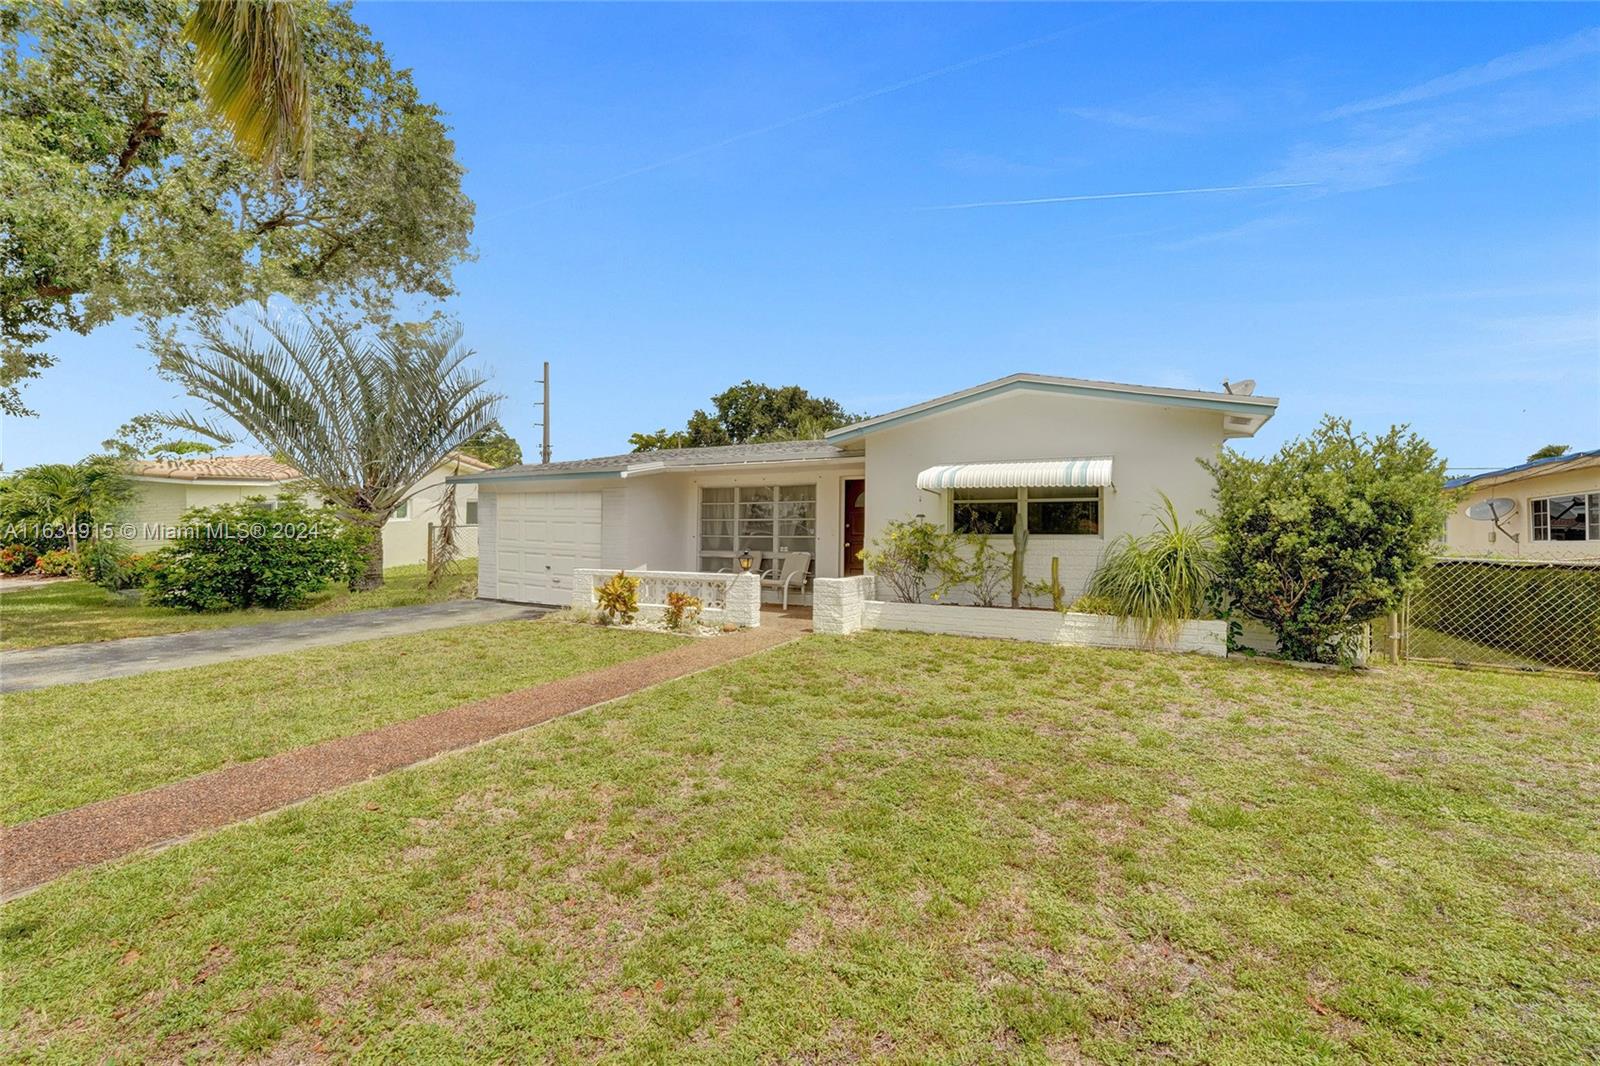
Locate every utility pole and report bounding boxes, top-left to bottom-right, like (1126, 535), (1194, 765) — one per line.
(536, 361), (552, 464)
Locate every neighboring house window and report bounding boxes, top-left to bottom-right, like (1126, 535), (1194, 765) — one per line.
(393, 500), (410, 520)
(1531, 492), (1600, 541)
(699, 485), (816, 572)
(952, 488), (1100, 536)
(464, 500), (478, 526)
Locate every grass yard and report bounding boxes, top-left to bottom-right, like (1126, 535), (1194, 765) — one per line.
(0, 561), (479, 650)
(0, 619), (681, 825)
(3, 633), (1596, 1063)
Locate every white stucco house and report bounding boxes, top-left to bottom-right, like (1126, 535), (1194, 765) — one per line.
(452, 373), (1279, 607)
(121, 452), (493, 566)
(1442, 449), (1600, 559)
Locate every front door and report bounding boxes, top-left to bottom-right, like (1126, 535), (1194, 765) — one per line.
(842, 478), (867, 575)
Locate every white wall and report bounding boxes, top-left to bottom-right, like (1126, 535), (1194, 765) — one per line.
(1443, 465), (1600, 559)
(383, 465), (480, 567)
(861, 390), (1234, 604)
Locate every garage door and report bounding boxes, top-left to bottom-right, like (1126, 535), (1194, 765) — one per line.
(495, 491), (604, 605)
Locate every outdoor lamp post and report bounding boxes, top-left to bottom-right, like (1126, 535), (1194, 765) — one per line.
(738, 550), (753, 572)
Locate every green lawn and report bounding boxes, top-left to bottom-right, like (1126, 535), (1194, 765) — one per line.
(3, 634), (1596, 1063)
(0, 561), (479, 650)
(0, 618), (681, 825)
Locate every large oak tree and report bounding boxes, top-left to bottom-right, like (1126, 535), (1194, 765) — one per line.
(1, 0), (474, 414)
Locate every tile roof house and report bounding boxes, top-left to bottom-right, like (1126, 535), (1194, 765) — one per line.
(121, 452), (495, 566)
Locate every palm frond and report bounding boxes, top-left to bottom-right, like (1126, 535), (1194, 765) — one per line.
(184, 0), (313, 176)
(155, 308), (502, 524)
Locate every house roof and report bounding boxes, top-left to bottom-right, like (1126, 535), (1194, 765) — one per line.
(823, 372), (1279, 442)
(450, 439), (858, 483)
(125, 455), (301, 482)
(127, 450), (496, 484)
(1444, 448), (1600, 490)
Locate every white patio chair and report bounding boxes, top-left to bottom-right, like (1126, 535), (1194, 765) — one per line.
(717, 550), (762, 575)
(760, 551), (811, 609)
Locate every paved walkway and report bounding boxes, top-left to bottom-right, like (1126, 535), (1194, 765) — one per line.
(0, 599), (548, 693)
(0, 614), (809, 896)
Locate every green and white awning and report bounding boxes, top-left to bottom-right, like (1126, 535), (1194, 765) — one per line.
(916, 458), (1113, 492)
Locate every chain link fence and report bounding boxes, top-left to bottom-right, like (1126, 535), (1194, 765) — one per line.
(1401, 556), (1600, 676)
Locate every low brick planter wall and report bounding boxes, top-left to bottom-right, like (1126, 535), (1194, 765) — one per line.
(813, 576), (1227, 657)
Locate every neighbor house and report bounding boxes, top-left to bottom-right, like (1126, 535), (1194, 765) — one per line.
(121, 452), (493, 565)
(1442, 449), (1600, 559)
(451, 373), (1279, 606)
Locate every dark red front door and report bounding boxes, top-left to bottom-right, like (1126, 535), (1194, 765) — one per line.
(843, 478), (866, 575)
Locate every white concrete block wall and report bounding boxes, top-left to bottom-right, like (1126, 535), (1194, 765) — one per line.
(856, 600), (1227, 656)
(813, 575), (874, 634)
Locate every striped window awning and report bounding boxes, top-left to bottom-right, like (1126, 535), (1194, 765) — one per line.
(916, 458), (1113, 492)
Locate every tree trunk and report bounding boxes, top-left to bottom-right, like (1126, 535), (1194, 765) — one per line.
(354, 525), (385, 590)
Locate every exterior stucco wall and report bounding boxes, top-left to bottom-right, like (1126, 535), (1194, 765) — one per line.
(1443, 464), (1600, 559)
(383, 465), (481, 567)
(122, 480), (308, 551)
(860, 391), (1231, 604)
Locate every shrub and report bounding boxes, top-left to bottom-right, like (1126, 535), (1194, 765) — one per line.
(75, 539), (132, 589)
(932, 535), (1013, 607)
(861, 518), (950, 603)
(1088, 494), (1215, 637)
(663, 590), (702, 630)
(145, 497), (368, 612)
(0, 543), (37, 575)
(1066, 593), (1120, 615)
(1206, 417), (1449, 664)
(33, 548), (75, 576)
(596, 571), (640, 625)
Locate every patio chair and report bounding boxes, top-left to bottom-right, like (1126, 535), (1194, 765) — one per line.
(760, 551), (811, 609)
(717, 551), (762, 575)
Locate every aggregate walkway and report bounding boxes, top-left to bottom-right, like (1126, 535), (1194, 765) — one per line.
(0, 613), (810, 896)
(0, 599), (548, 693)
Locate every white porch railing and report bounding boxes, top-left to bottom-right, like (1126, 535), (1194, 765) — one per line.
(572, 569), (762, 628)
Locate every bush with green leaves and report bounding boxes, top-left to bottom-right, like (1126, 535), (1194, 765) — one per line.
(1087, 494), (1216, 638)
(932, 535), (1014, 608)
(1205, 417), (1449, 664)
(860, 518), (951, 603)
(146, 497), (368, 612)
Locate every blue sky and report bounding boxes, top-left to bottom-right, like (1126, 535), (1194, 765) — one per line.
(5, 2), (1597, 473)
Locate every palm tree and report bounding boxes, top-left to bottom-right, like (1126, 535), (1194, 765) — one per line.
(4, 459), (132, 552)
(151, 311), (502, 589)
(184, 0), (313, 175)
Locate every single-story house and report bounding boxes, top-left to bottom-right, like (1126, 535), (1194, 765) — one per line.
(1442, 449), (1600, 559)
(450, 372), (1279, 607)
(121, 452), (493, 566)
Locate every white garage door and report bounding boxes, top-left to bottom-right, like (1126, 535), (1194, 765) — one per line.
(495, 491), (604, 605)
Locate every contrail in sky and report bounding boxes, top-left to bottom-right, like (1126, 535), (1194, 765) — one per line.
(482, 12), (1132, 220)
(921, 182), (1319, 210)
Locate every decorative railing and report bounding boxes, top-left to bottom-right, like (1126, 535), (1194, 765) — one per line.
(573, 568), (762, 627)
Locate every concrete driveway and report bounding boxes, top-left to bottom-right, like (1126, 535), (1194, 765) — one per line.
(0, 599), (548, 693)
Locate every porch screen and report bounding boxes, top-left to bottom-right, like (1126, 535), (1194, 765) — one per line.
(699, 485), (816, 573)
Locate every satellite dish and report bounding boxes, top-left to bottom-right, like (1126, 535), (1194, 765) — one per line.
(1222, 379), (1256, 396)
(1466, 498), (1517, 521)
